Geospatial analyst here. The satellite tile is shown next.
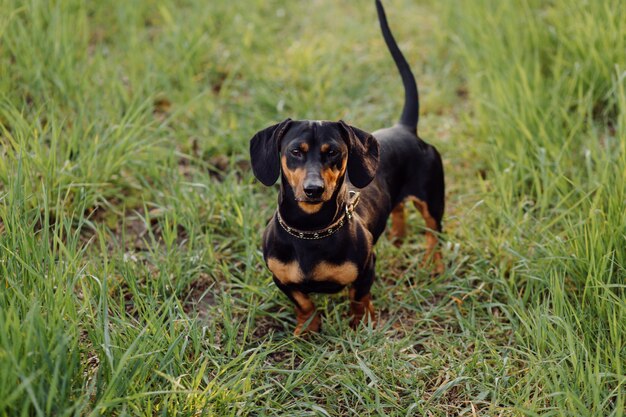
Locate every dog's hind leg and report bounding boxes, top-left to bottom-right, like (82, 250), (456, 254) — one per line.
(389, 202), (406, 246)
(408, 196), (444, 274)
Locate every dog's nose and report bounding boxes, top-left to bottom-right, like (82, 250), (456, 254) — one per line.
(304, 184), (324, 199)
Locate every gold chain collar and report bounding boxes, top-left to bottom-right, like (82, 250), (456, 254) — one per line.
(276, 191), (361, 240)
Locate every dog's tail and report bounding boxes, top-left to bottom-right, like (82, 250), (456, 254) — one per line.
(375, 0), (419, 132)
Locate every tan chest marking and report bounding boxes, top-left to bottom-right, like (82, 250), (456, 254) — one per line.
(312, 261), (359, 285)
(267, 258), (303, 285)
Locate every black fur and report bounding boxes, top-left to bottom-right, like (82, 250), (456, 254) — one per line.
(250, 118), (292, 186)
(376, 0), (419, 131)
(249, 0), (445, 335)
(338, 120), (380, 188)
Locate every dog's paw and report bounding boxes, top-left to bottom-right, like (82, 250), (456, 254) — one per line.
(349, 300), (376, 330)
(294, 313), (322, 336)
(421, 252), (444, 276)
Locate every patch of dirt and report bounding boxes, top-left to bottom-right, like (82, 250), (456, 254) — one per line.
(455, 85), (469, 99)
(183, 272), (217, 322)
(206, 155), (251, 181)
(83, 204), (189, 252)
(153, 96), (172, 122)
(78, 328), (100, 406)
(252, 311), (291, 340)
(211, 70), (229, 95)
(267, 348), (303, 368)
(207, 155), (230, 180)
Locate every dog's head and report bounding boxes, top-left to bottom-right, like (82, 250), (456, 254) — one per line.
(250, 119), (379, 211)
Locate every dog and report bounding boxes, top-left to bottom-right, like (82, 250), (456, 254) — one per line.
(249, 0), (445, 336)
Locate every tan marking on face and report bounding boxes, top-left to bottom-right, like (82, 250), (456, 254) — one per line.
(267, 257), (303, 285)
(281, 155), (306, 198)
(320, 144), (330, 153)
(299, 143), (309, 152)
(320, 157), (347, 200)
(408, 196), (444, 274)
(297, 202), (323, 213)
(282, 150), (347, 204)
(312, 261), (358, 285)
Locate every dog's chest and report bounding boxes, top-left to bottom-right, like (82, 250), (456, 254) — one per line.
(267, 256), (359, 286)
(264, 215), (373, 287)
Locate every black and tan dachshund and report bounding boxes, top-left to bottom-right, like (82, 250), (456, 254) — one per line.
(249, 0), (445, 335)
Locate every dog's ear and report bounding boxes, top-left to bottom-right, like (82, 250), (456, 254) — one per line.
(249, 118), (292, 186)
(338, 120), (380, 188)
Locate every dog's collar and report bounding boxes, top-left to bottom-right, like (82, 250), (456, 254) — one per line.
(276, 191), (361, 240)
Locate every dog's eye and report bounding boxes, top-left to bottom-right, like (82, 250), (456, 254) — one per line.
(327, 149), (337, 157)
(290, 149), (302, 157)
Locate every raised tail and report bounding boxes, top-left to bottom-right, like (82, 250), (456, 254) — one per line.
(375, 0), (419, 132)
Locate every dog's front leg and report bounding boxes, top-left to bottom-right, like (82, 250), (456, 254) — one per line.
(349, 255), (376, 329)
(292, 291), (321, 336)
(273, 277), (321, 336)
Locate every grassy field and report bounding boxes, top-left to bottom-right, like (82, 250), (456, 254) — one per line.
(1, 0), (624, 415)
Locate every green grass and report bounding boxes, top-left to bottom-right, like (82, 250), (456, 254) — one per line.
(0, 0), (624, 415)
